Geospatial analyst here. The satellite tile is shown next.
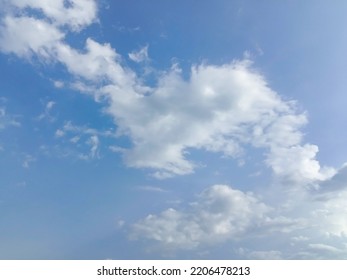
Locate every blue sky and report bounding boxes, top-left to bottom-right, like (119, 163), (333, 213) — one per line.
(1, 0), (347, 259)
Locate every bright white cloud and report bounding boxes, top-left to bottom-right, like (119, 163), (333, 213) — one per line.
(0, 1), (331, 181)
(57, 121), (114, 138)
(104, 61), (332, 180)
(0, 16), (63, 58)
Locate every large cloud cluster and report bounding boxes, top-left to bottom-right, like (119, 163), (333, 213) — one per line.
(0, 0), (331, 180)
(1, 0), (346, 259)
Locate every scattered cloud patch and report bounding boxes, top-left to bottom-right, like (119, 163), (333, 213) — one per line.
(37, 100), (56, 122)
(137, 186), (168, 193)
(131, 185), (272, 249)
(0, 102), (20, 130)
(53, 80), (64, 88)
(128, 45), (149, 63)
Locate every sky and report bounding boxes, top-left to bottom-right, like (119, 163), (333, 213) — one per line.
(1, 0), (347, 260)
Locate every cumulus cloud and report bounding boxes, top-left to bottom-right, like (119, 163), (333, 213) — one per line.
(37, 101), (56, 121)
(103, 61), (333, 180)
(0, 0), (332, 181)
(130, 181), (347, 257)
(1, 0), (346, 259)
(131, 185), (274, 249)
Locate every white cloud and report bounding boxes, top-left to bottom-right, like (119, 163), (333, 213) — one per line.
(0, 1), (331, 181)
(308, 243), (341, 253)
(245, 250), (282, 260)
(70, 136), (80, 143)
(37, 101), (56, 121)
(87, 135), (99, 159)
(1, 0), (347, 259)
(54, 121), (115, 160)
(137, 186), (168, 193)
(0, 105), (20, 130)
(57, 121), (114, 138)
(8, 0), (97, 30)
(0, 16), (63, 58)
(128, 45), (149, 63)
(131, 185), (272, 249)
(103, 61), (332, 180)
(55, 38), (132, 84)
(53, 80), (64, 88)
(291, 235), (309, 242)
(109, 145), (126, 153)
(55, 129), (65, 137)
(130, 178), (347, 257)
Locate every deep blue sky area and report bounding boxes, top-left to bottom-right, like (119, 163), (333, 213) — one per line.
(1, 0), (347, 259)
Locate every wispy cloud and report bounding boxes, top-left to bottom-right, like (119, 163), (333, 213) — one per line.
(0, 102), (20, 130)
(128, 45), (149, 63)
(36, 100), (56, 122)
(137, 186), (168, 193)
(130, 185), (273, 249)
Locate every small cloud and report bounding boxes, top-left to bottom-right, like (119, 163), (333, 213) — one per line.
(249, 171), (262, 177)
(116, 219), (125, 229)
(53, 80), (64, 88)
(130, 185), (271, 250)
(87, 135), (99, 159)
(128, 45), (149, 63)
(22, 155), (36, 168)
(247, 250), (282, 260)
(113, 25), (140, 33)
(291, 235), (309, 242)
(55, 129), (65, 137)
(109, 145), (126, 153)
(0, 106), (21, 130)
(70, 136), (80, 143)
(308, 243), (341, 253)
